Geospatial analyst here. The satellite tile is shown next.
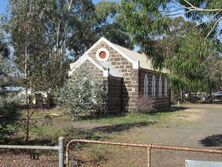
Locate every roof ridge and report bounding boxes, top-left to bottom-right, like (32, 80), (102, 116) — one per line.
(111, 43), (144, 57)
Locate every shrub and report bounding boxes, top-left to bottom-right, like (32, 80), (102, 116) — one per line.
(57, 70), (107, 119)
(136, 96), (153, 113)
(0, 95), (20, 141)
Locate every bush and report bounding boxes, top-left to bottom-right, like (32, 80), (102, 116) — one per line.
(136, 96), (153, 113)
(57, 70), (107, 119)
(0, 95), (20, 141)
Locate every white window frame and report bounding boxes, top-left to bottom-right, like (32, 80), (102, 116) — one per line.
(144, 74), (148, 97)
(164, 78), (168, 96)
(152, 75), (156, 97)
(158, 76), (162, 97)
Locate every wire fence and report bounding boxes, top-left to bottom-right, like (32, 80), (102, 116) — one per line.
(0, 137), (64, 167)
(0, 138), (222, 167)
(66, 139), (222, 167)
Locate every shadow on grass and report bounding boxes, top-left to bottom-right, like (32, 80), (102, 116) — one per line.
(78, 106), (189, 121)
(77, 112), (127, 121)
(63, 121), (156, 142)
(0, 121), (153, 147)
(199, 134), (222, 147)
(91, 121), (155, 134)
(170, 106), (189, 112)
(147, 106), (188, 116)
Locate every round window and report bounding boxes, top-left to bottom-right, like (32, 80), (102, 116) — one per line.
(96, 48), (109, 61)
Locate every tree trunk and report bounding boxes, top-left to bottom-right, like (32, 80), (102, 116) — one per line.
(25, 110), (30, 142)
(208, 77), (212, 97)
(24, 45), (30, 143)
(24, 1), (32, 143)
(180, 89), (183, 102)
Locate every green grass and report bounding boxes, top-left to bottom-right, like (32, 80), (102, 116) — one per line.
(2, 107), (192, 166)
(4, 107), (186, 145)
(78, 112), (172, 126)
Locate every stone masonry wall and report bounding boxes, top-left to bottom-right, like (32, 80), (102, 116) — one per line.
(73, 41), (170, 113)
(77, 60), (106, 86)
(139, 68), (171, 111)
(72, 59), (123, 113)
(88, 42), (139, 112)
(71, 60), (108, 97)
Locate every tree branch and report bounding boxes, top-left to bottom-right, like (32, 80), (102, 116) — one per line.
(205, 17), (222, 40)
(194, 11), (221, 28)
(171, 0), (222, 39)
(172, 0), (222, 12)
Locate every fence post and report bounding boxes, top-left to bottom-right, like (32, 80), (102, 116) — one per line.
(58, 137), (64, 167)
(147, 146), (151, 167)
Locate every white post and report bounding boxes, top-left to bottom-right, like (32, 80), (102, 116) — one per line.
(58, 137), (64, 167)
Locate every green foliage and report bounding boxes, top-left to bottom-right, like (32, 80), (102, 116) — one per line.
(180, 0), (222, 18)
(9, 0), (70, 92)
(8, 0), (131, 91)
(0, 96), (20, 141)
(205, 55), (222, 93)
(157, 17), (221, 95)
(67, 1), (132, 58)
(0, 40), (10, 88)
(120, 0), (169, 44)
(121, 1), (220, 93)
(170, 1), (222, 39)
(165, 29), (215, 93)
(94, 1), (132, 49)
(57, 70), (107, 119)
(7, 0), (130, 140)
(120, 0), (173, 69)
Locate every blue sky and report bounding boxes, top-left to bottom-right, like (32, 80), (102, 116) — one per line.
(0, 0), (8, 14)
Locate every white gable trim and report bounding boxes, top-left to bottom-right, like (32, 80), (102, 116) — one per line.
(70, 37), (139, 71)
(70, 37), (105, 70)
(100, 37), (139, 69)
(68, 57), (109, 77)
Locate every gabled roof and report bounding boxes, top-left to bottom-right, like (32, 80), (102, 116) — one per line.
(70, 37), (139, 70)
(68, 56), (123, 77)
(112, 43), (154, 70)
(112, 43), (168, 73)
(69, 37), (168, 76)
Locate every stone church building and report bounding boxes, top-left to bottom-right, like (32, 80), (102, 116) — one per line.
(69, 37), (171, 113)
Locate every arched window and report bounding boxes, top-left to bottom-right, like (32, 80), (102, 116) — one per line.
(164, 78), (168, 96)
(152, 75), (156, 97)
(158, 76), (162, 97)
(144, 74), (148, 97)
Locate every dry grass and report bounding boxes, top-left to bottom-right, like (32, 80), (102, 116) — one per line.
(3, 105), (222, 167)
